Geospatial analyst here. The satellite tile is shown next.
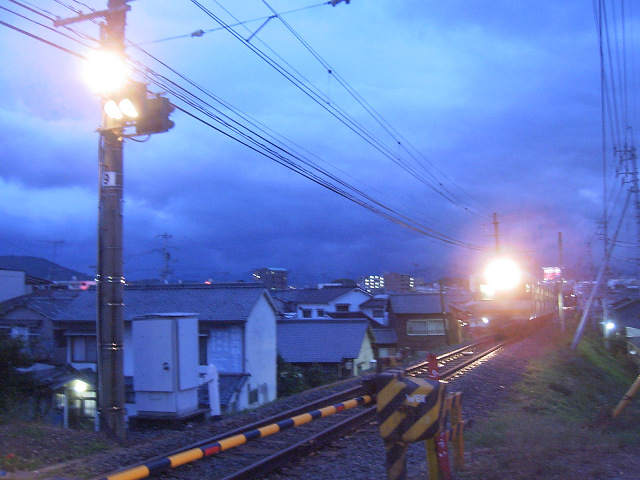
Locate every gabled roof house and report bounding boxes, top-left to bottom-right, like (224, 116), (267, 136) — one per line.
(388, 292), (459, 353)
(271, 285), (372, 319)
(54, 283), (278, 414)
(0, 283), (278, 419)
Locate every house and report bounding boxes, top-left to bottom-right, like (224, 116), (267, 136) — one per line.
(54, 283), (278, 415)
(0, 269), (54, 302)
(23, 363), (97, 428)
(0, 283), (278, 419)
(277, 319), (375, 378)
(271, 285), (372, 319)
(325, 311), (397, 359)
(0, 289), (78, 363)
(388, 292), (458, 354)
(359, 295), (389, 325)
(605, 297), (640, 361)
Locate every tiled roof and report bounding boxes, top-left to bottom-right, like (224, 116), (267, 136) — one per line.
(271, 286), (368, 305)
(0, 290), (79, 318)
(389, 293), (446, 314)
(27, 364), (95, 390)
(325, 311), (369, 320)
(277, 319), (369, 363)
(370, 328), (398, 345)
(52, 283), (270, 322)
(360, 297), (388, 308)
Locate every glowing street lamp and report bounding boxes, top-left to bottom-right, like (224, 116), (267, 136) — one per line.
(83, 49), (130, 95)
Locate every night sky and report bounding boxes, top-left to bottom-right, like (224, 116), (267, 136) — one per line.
(0, 1), (635, 286)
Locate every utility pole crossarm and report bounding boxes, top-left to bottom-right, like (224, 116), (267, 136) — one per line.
(52, 4), (130, 27)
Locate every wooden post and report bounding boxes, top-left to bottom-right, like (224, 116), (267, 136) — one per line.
(612, 374), (640, 418)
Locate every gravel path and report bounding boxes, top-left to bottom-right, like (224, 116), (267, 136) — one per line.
(262, 326), (563, 480)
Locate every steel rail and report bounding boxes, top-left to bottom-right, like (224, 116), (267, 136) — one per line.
(213, 340), (506, 480)
(94, 338), (506, 480)
(219, 407), (378, 480)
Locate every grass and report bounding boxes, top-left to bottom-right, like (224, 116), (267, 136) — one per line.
(457, 329), (640, 480)
(0, 420), (113, 473)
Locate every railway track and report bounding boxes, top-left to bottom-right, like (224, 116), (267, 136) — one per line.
(93, 336), (508, 480)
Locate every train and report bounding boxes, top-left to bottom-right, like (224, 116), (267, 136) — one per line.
(468, 256), (558, 334)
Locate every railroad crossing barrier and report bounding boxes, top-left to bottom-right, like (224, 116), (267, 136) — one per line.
(96, 395), (372, 480)
(363, 368), (467, 480)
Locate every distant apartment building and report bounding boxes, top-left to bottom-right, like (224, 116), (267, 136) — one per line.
(359, 275), (385, 294)
(253, 267), (288, 290)
(384, 272), (415, 293)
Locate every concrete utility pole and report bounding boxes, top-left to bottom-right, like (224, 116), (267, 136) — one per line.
(96, 0), (128, 443)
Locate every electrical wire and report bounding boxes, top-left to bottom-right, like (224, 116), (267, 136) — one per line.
(138, 1), (328, 45)
(259, 0), (488, 219)
(1, 0), (491, 252)
(189, 0), (487, 219)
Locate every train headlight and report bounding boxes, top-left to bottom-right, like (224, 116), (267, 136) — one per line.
(484, 257), (522, 291)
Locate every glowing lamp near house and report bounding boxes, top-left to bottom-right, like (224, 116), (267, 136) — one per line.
(73, 379), (88, 393)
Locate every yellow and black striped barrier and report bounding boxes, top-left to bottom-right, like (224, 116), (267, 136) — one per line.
(364, 370), (447, 480)
(440, 391), (465, 472)
(98, 395), (372, 480)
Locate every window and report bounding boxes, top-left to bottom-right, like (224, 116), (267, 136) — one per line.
(407, 319), (445, 336)
(372, 309), (384, 318)
(199, 334), (208, 365)
(70, 336), (97, 363)
(248, 388), (259, 404)
(54, 330), (67, 348)
(301, 308), (312, 318)
(317, 309), (325, 317)
(335, 304), (349, 312)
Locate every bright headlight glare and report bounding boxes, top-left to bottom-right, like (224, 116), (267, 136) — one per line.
(484, 257), (522, 291)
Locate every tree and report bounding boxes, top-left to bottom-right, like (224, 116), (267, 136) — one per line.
(277, 354), (309, 397)
(0, 331), (36, 411)
(304, 363), (326, 388)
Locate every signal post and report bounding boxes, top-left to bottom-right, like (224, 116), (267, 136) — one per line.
(55, 0), (174, 443)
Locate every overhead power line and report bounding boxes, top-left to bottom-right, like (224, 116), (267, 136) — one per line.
(189, 0), (488, 220)
(2, 0), (488, 252)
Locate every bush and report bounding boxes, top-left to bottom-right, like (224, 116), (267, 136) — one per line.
(277, 354), (309, 397)
(0, 331), (37, 412)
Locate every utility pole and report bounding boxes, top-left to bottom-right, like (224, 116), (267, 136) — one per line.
(96, 0), (128, 443)
(628, 146), (640, 275)
(158, 232), (174, 284)
(55, 0), (173, 444)
(492, 212), (500, 253)
(54, 0), (128, 444)
(558, 232), (565, 332)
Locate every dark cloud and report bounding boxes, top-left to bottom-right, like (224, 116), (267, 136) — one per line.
(0, 1), (630, 285)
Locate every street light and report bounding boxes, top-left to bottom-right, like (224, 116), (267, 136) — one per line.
(83, 49), (130, 95)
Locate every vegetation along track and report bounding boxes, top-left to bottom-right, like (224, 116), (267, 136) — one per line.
(82, 333), (512, 480)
